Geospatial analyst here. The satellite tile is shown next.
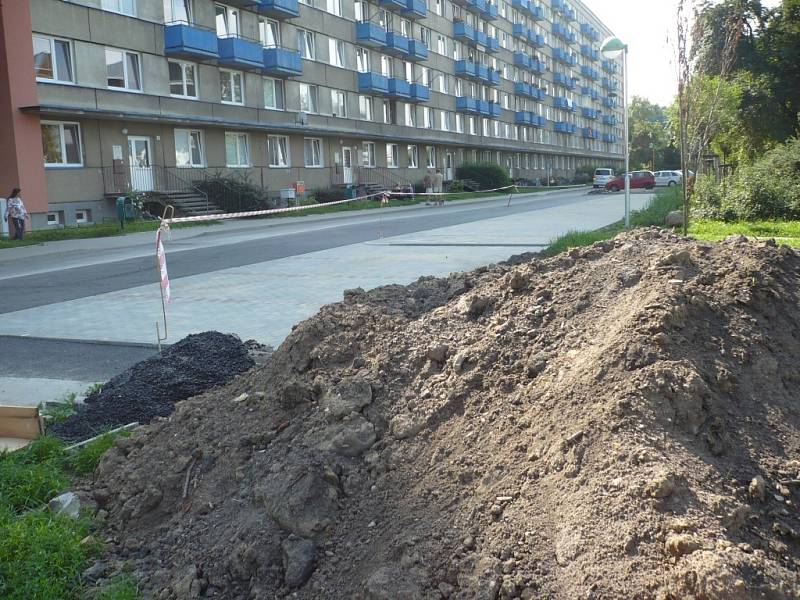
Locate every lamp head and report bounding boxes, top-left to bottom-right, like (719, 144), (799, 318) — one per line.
(600, 36), (627, 58)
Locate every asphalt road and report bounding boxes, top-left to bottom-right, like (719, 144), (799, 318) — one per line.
(0, 188), (592, 314)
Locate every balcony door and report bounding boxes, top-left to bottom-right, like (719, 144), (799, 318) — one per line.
(341, 147), (353, 184)
(128, 136), (155, 191)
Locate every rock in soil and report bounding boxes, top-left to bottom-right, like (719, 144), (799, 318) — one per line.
(88, 230), (800, 599)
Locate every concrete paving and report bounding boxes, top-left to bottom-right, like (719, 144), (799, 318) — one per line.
(0, 190), (650, 350)
(1, 377), (97, 407)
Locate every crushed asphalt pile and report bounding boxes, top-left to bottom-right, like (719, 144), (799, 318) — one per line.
(50, 332), (257, 442)
(83, 230), (800, 599)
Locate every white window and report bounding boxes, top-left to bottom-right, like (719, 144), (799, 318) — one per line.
(434, 0), (442, 15)
(423, 106), (432, 128)
(359, 95), (373, 120)
(102, 0), (135, 16)
(41, 121), (82, 166)
(363, 141), (376, 167)
(326, 0), (342, 16)
(47, 212), (61, 226)
(297, 29), (315, 60)
(386, 143), (399, 168)
(419, 27), (431, 46)
(354, 0), (366, 21)
(331, 90), (347, 117)
(437, 34), (446, 55)
(356, 47), (370, 73)
(220, 69), (243, 104)
(456, 113), (464, 133)
(469, 116), (477, 134)
(329, 38), (346, 68)
(382, 99), (393, 124)
(259, 18), (280, 47)
(380, 55), (392, 77)
(407, 144), (418, 168)
(304, 138), (323, 167)
(420, 66), (430, 86)
(33, 36), (73, 83)
(268, 135), (290, 167)
(163, 0), (191, 22)
(74, 209), (92, 223)
(225, 132), (249, 167)
(264, 77), (284, 109)
(168, 60), (197, 98)
(106, 48), (141, 90)
(426, 145), (436, 168)
(174, 129), (204, 167)
(215, 3), (239, 37)
(404, 103), (416, 127)
(298, 83), (318, 113)
(439, 110), (449, 131)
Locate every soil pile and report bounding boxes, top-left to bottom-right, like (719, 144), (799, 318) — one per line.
(51, 332), (256, 442)
(87, 230), (800, 599)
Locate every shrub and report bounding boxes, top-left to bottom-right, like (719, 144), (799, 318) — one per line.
(313, 187), (349, 204)
(194, 173), (272, 213)
(447, 180), (465, 193)
(455, 163), (512, 190)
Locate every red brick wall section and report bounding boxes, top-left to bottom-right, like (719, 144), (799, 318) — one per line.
(0, 0), (48, 227)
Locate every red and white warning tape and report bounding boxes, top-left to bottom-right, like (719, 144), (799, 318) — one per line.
(155, 228), (171, 304)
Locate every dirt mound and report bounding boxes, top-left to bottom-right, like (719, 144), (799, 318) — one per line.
(50, 332), (256, 442)
(86, 230), (800, 599)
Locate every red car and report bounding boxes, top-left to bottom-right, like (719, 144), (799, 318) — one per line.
(605, 170), (655, 192)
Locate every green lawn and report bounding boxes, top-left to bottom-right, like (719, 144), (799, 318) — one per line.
(688, 219), (800, 247)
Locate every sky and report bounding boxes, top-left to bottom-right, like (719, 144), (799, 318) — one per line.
(580, 0), (783, 107)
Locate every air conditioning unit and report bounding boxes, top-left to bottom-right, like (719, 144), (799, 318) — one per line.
(296, 111), (308, 125)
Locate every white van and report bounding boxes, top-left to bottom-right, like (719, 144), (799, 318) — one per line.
(593, 168), (615, 188)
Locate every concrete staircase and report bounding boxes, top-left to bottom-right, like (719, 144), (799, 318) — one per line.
(162, 192), (220, 216)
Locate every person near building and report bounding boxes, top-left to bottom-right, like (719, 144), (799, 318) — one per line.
(434, 169), (445, 205)
(3, 188), (28, 240)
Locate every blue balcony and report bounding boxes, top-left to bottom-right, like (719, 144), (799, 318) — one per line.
(553, 48), (578, 66)
(515, 111), (545, 126)
(409, 83), (430, 102)
(602, 115), (617, 125)
(465, 0), (486, 13)
(527, 31), (545, 46)
(455, 60), (479, 79)
(453, 22), (477, 44)
(482, 3), (498, 19)
(531, 4), (544, 18)
(580, 23), (599, 41)
(602, 96), (616, 108)
(358, 71), (389, 94)
(553, 72), (571, 87)
(402, 0), (427, 18)
(580, 45), (599, 61)
(581, 107), (598, 119)
(476, 64), (489, 82)
(407, 40), (428, 61)
(379, 0), (406, 10)
(582, 127), (599, 139)
(580, 85), (599, 99)
(488, 102), (501, 118)
(512, 0), (531, 14)
(254, 0), (300, 18)
(553, 22), (568, 38)
(602, 77), (618, 92)
(388, 77), (411, 98)
(386, 32), (409, 56)
(515, 82), (532, 96)
(513, 52), (532, 69)
(263, 47), (302, 76)
(487, 69), (500, 85)
(164, 24), (219, 60)
(602, 59), (618, 73)
(217, 36), (263, 71)
(456, 96), (480, 114)
(554, 96), (576, 110)
(486, 36), (499, 52)
(581, 65), (599, 80)
(355, 22), (388, 48)
(475, 30), (488, 47)
(513, 23), (527, 38)
(477, 99), (490, 115)
(603, 133), (617, 143)
(530, 58), (546, 74)
(555, 121), (577, 134)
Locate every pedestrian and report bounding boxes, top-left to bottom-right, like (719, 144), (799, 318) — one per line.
(423, 170), (433, 204)
(434, 169), (445, 206)
(4, 188), (29, 241)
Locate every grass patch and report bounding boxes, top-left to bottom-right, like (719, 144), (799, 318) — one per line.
(94, 576), (140, 600)
(0, 219), (218, 249)
(688, 219), (800, 247)
(543, 187), (683, 257)
(67, 430), (131, 477)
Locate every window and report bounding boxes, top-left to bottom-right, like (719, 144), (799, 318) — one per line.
(41, 121), (82, 166)
(407, 144), (418, 168)
(169, 60), (197, 97)
(304, 138), (323, 167)
(215, 4), (239, 37)
(380, 55), (392, 77)
(356, 47), (370, 73)
(106, 48), (141, 90)
(74, 209), (92, 223)
(439, 110), (449, 131)
(264, 77), (284, 109)
(297, 29), (315, 60)
(419, 27), (430, 46)
(363, 141), (376, 167)
(259, 18), (280, 47)
(225, 132), (249, 167)
(404, 103), (416, 127)
(33, 36), (73, 83)
(102, 0), (135, 16)
(174, 129), (204, 167)
(47, 212), (61, 226)
(331, 90), (347, 117)
(456, 114), (464, 133)
(386, 143), (399, 168)
(163, 0), (191, 22)
(381, 99), (393, 124)
(434, 0), (442, 15)
(298, 83), (318, 113)
(437, 34), (446, 55)
(359, 95), (373, 120)
(354, 0), (366, 21)
(423, 106), (432, 128)
(426, 145), (436, 168)
(329, 38), (345, 68)
(268, 135), (290, 167)
(326, 0), (342, 16)
(220, 69), (243, 104)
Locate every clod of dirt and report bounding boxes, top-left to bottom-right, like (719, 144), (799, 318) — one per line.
(50, 332), (260, 442)
(87, 230), (800, 598)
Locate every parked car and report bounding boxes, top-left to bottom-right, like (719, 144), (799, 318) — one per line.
(593, 167), (615, 188)
(605, 171), (656, 192)
(654, 170), (683, 187)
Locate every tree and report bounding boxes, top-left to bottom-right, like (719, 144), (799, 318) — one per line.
(628, 97), (675, 170)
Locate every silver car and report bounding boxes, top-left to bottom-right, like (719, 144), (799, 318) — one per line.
(654, 170), (683, 187)
(593, 168), (615, 188)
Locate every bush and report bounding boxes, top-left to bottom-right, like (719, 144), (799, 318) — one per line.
(447, 180), (465, 193)
(455, 163), (512, 190)
(195, 173), (272, 213)
(313, 187), (349, 204)
(693, 137), (800, 220)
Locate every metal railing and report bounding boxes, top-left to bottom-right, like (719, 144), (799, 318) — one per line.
(101, 165), (209, 212)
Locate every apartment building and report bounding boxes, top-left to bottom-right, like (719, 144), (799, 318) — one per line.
(0, 0), (624, 228)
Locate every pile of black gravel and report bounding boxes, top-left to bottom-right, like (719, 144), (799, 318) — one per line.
(50, 332), (255, 443)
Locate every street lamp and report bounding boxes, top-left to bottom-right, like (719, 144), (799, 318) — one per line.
(601, 36), (630, 228)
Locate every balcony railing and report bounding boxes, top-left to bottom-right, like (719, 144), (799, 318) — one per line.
(554, 121), (577, 134)
(515, 111), (545, 126)
(379, 0), (407, 11)
(407, 39), (428, 61)
(402, 0), (427, 18)
(602, 59), (618, 73)
(355, 22), (388, 48)
(581, 107), (598, 119)
(582, 127), (599, 139)
(580, 22), (600, 41)
(553, 96), (577, 110)
(387, 77), (411, 98)
(164, 23), (219, 60)
(602, 115), (617, 125)
(253, 0), (300, 19)
(263, 46), (302, 77)
(386, 31), (410, 56)
(358, 71), (389, 94)
(409, 83), (430, 102)
(580, 44), (599, 62)
(218, 35), (264, 71)
(603, 133), (617, 143)
(580, 85), (599, 99)
(581, 65), (599, 80)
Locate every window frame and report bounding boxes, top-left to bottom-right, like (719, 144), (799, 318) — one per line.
(33, 35), (74, 84)
(259, 17), (281, 48)
(174, 128), (205, 168)
(225, 131), (250, 168)
(407, 144), (419, 168)
(359, 95), (373, 120)
(363, 141), (376, 167)
(298, 82), (319, 113)
(331, 89), (347, 117)
(105, 47), (142, 91)
(264, 76), (285, 110)
(297, 29), (316, 60)
(219, 68), (244, 105)
(303, 137), (324, 167)
(168, 59), (198, 98)
(41, 120), (83, 168)
(328, 38), (346, 68)
(163, 0), (192, 23)
(102, 0), (136, 16)
(268, 134), (290, 167)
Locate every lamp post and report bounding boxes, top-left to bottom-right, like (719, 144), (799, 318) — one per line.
(601, 36), (629, 228)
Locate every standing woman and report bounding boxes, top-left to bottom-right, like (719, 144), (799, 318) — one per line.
(4, 188), (29, 240)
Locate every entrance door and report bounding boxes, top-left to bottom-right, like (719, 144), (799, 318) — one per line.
(444, 152), (454, 181)
(342, 147), (353, 184)
(506, 157), (514, 180)
(127, 136), (154, 191)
